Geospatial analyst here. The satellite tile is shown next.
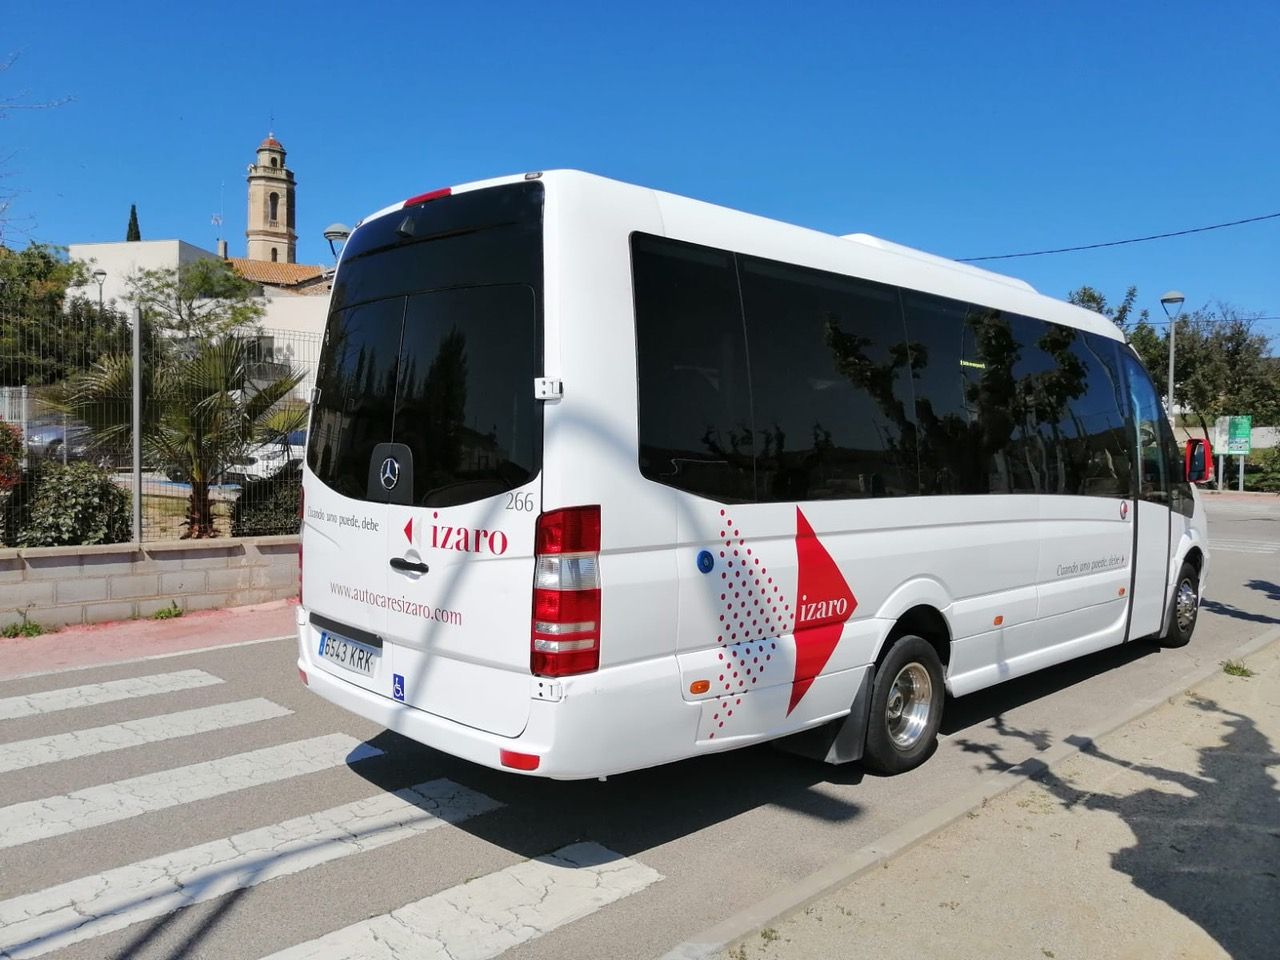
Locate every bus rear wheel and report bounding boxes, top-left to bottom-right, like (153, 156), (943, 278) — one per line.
(862, 635), (945, 775)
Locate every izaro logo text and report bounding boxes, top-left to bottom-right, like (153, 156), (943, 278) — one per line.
(329, 582), (463, 625)
(404, 514), (509, 555)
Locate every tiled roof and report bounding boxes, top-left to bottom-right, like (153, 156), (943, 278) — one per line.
(259, 135), (284, 150)
(226, 257), (326, 288)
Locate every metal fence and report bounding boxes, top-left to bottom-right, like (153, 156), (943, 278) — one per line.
(0, 324), (320, 546)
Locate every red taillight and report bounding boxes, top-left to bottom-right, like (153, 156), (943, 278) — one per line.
(532, 506), (601, 678)
(500, 749), (541, 771)
(535, 506), (601, 554)
(402, 187), (451, 208)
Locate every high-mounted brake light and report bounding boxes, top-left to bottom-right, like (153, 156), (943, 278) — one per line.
(532, 506), (601, 677)
(402, 187), (452, 208)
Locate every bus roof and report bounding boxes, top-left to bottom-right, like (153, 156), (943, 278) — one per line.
(358, 170), (1126, 344)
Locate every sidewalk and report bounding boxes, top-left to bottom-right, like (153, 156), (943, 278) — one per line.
(715, 639), (1280, 960)
(0, 598), (298, 680)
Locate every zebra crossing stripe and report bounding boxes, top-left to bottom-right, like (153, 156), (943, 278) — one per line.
(259, 842), (663, 960)
(0, 669), (222, 721)
(0, 733), (380, 850)
(0, 698), (292, 774)
(0, 779), (500, 960)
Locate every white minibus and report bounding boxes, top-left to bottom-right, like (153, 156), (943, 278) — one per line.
(298, 171), (1211, 779)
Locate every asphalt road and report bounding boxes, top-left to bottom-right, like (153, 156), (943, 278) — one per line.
(0, 495), (1276, 960)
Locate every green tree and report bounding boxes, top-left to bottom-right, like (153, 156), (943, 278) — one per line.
(59, 337), (305, 538)
(126, 204), (141, 242)
(1069, 285), (1279, 434)
(0, 243), (130, 386)
(126, 258), (265, 339)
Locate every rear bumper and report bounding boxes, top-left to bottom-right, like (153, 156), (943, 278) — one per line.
(297, 628), (703, 780)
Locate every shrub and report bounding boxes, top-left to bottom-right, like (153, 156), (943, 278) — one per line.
(231, 467), (301, 537)
(0, 420), (21, 493)
(13, 462), (131, 547)
(1245, 447), (1280, 493)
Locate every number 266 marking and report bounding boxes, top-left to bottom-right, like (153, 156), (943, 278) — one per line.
(506, 492), (535, 512)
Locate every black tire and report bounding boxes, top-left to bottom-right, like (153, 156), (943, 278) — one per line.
(862, 634), (946, 775)
(1157, 560), (1200, 649)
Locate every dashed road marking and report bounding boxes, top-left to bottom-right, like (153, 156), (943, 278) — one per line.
(0, 669), (222, 722)
(0, 733), (380, 850)
(0, 698), (291, 774)
(259, 842), (663, 960)
(1211, 538), (1280, 554)
(0, 779), (500, 960)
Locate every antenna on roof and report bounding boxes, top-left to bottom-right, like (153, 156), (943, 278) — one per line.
(211, 180), (224, 243)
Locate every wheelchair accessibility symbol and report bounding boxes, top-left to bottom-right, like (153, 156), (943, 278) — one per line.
(392, 674), (406, 702)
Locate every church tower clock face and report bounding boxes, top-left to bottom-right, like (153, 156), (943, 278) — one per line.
(245, 133), (297, 263)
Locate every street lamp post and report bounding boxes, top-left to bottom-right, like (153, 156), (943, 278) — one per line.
(1160, 290), (1185, 416)
(323, 223), (351, 261)
(92, 269), (107, 317)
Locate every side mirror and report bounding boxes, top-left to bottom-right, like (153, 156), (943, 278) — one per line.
(1185, 437), (1213, 484)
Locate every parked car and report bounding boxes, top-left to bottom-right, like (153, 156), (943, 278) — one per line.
(166, 430), (306, 485)
(24, 419), (127, 467)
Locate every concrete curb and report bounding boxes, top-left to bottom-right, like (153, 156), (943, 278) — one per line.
(659, 624), (1280, 960)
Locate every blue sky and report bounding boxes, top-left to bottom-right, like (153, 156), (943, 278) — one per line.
(5, 1), (1278, 341)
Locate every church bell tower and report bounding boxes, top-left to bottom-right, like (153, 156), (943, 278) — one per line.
(245, 133), (297, 263)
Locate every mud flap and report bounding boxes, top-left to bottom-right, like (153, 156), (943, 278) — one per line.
(773, 665), (875, 765)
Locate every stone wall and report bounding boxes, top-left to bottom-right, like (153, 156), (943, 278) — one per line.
(0, 536), (299, 630)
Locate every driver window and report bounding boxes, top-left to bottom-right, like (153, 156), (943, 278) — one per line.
(1125, 356), (1169, 504)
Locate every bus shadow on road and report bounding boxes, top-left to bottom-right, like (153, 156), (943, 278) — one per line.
(350, 730), (865, 862)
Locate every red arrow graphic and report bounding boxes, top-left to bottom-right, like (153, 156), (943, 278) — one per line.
(789, 507), (856, 715)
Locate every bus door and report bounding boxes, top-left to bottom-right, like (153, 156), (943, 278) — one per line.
(1125, 355), (1172, 639)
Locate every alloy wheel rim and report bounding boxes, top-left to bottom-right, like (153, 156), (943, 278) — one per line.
(1176, 578), (1198, 632)
(886, 662), (933, 749)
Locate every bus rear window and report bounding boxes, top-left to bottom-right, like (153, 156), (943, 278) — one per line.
(307, 182), (543, 505)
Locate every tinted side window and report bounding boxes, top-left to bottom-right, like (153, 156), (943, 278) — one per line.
(308, 298), (405, 499)
(904, 293), (1033, 495)
(633, 235), (754, 502)
(1063, 333), (1133, 499)
(739, 256), (915, 500)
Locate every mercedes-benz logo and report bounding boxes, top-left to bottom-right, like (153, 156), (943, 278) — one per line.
(379, 456), (400, 491)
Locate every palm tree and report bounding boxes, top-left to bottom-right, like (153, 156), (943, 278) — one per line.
(59, 336), (306, 538)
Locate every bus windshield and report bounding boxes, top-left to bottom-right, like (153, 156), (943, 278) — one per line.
(306, 182), (544, 505)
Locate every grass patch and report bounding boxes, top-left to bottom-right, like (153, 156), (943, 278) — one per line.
(760, 928), (780, 943)
(1221, 659), (1255, 678)
(150, 600), (184, 620)
(2, 614), (45, 638)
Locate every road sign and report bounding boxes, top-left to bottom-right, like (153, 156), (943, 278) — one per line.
(1226, 416), (1252, 456)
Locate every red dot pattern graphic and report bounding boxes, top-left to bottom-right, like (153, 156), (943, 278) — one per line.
(709, 508), (795, 738)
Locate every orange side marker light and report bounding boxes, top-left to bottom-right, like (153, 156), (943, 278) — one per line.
(1119, 587), (1126, 596)
(690, 680), (711, 695)
(993, 616), (1004, 626)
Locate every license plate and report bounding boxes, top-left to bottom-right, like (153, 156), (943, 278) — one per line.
(318, 631), (379, 677)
